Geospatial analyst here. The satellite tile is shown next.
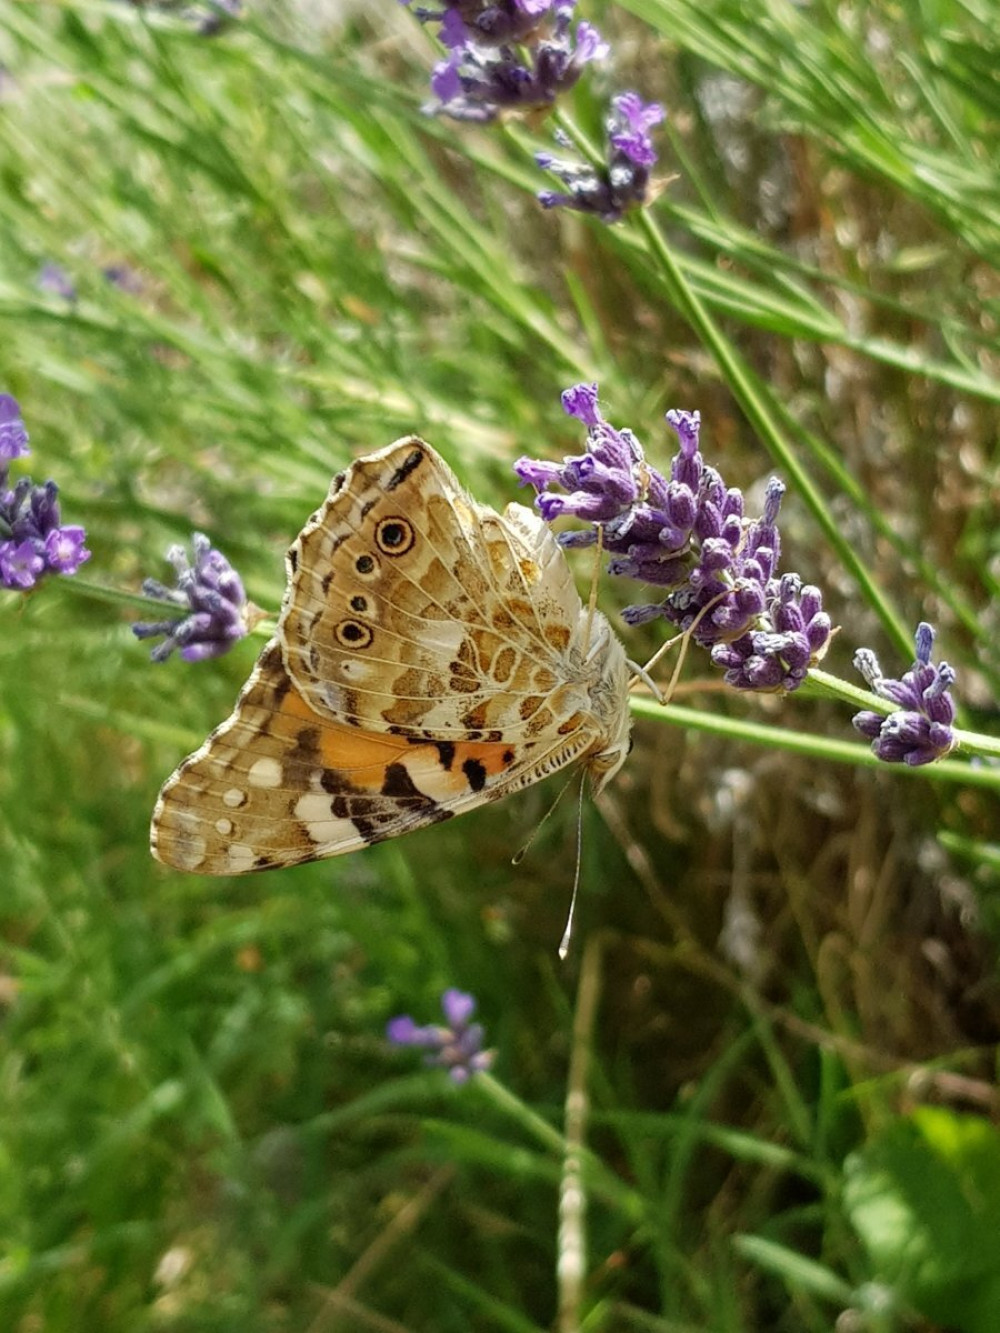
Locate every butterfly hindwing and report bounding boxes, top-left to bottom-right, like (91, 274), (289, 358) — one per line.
(151, 642), (599, 874)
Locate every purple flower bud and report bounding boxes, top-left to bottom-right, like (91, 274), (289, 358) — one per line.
(561, 381), (601, 427)
(761, 477), (784, 526)
(852, 710), (885, 740)
(0, 397), (91, 591)
(665, 408), (700, 459)
(431, 56), (464, 103)
(0, 395), (29, 465)
(556, 528), (598, 550)
(608, 91), (665, 166)
(851, 623), (957, 765)
(37, 263), (77, 301)
(574, 21), (609, 64)
(441, 987), (477, 1026)
(440, 7), (471, 47)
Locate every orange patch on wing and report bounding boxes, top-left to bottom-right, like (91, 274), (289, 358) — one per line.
(274, 680), (410, 782)
(451, 741), (517, 777)
(270, 680), (519, 798)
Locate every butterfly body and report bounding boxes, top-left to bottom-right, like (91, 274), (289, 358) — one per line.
(151, 439), (631, 874)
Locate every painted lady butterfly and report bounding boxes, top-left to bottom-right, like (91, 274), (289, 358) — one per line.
(151, 439), (631, 873)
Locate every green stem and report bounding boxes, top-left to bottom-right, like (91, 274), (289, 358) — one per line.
(629, 693), (1000, 785)
(474, 1073), (646, 1221)
(474, 1072), (566, 1154)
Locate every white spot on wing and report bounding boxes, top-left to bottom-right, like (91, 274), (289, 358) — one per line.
(160, 809), (207, 871)
(295, 791), (359, 847)
(248, 756), (283, 789)
(223, 787), (246, 808)
(227, 843), (256, 872)
(215, 817), (233, 836)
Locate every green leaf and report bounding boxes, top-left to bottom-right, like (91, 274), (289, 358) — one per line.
(844, 1108), (1000, 1332)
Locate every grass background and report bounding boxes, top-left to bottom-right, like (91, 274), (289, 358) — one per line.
(1, 0), (1000, 1329)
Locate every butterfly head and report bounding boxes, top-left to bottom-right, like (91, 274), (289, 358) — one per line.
(585, 733), (631, 795)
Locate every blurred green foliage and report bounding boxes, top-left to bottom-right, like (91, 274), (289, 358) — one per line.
(1, 0), (999, 1329)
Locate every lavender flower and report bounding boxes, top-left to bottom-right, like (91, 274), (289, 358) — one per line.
(0, 393), (30, 465)
(386, 988), (494, 1084)
(536, 92), (664, 222)
(133, 532), (247, 663)
(516, 384), (832, 692)
(37, 263), (77, 302)
(0, 395), (91, 592)
(852, 623), (957, 766)
(427, 5), (608, 122)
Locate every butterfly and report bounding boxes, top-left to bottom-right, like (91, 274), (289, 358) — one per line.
(151, 438), (632, 875)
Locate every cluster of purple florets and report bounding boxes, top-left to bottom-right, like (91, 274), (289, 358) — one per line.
(404, 0), (607, 121)
(537, 92), (664, 222)
(387, 988), (494, 1084)
(0, 395), (90, 591)
(400, 0), (662, 221)
(132, 532), (248, 662)
(516, 384), (833, 692)
(852, 623), (957, 766)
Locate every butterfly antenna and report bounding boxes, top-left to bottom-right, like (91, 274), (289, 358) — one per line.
(557, 772), (588, 960)
(512, 770), (577, 866)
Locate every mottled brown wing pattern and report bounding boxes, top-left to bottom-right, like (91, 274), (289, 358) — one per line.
(150, 438), (633, 874)
(279, 440), (595, 744)
(151, 642), (599, 874)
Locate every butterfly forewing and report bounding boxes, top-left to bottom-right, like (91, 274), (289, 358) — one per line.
(280, 440), (591, 744)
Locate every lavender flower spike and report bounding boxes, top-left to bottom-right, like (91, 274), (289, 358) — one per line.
(428, 6), (609, 123)
(133, 532), (248, 663)
(516, 384), (833, 693)
(537, 91), (665, 222)
(387, 988), (494, 1084)
(852, 622), (957, 766)
(0, 395), (91, 591)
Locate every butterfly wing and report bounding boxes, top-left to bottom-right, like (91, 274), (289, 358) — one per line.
(151, 438), (631, 875)
(151, 642), (599, 874)
(280, 439), (596, 745)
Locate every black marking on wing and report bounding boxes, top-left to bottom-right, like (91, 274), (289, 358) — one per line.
(382, 762), (424, 799)
(261, 644), (292, 707)
(434, 741), (456, 771)
(313, 761), (452, 845)
(386, 447), (425, 491)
